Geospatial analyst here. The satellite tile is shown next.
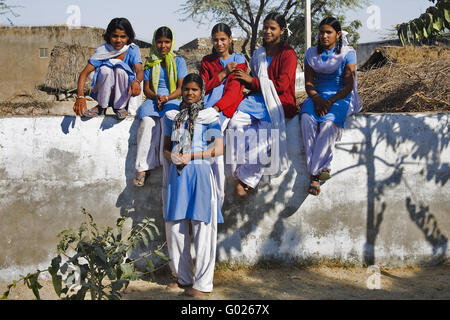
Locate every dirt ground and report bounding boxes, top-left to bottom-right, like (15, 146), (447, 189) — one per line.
(2, 264), (449, 300)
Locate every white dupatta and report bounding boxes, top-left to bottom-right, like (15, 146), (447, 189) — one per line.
(90, 43), (132, 61)
(250, 46), (289, 175)
(305, 31), (362, 116)
(165, 108), (219, 125)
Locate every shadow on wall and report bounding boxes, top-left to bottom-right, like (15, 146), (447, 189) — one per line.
(219, 115), (309, 261)
(60, 115), (168, 268)
(335, 113), (449, 266)
(57, 111), (449, 268)
(218, 112), (448, 267)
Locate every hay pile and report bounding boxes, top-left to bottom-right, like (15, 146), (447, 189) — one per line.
(358, 46), (450, 113)
(41, 43), (96, 94)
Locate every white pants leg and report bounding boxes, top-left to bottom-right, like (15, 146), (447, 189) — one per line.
(112, 68), (131, 110)
(191, 172), (217, 292)
(211, 117), (230, 208)
(165, 220), (194, 287)
(165, 170), (218, 292)
(135, 116), (161, 173)
(227, 111), (268, 189)
(94, 66), (115, 109)
(301, 113), (341, 176)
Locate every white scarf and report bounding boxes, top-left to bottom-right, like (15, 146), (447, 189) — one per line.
(90, 43), (133, 61)
(306, 32), (362, 115)
(250, 46), (289, 175)
(165, 108), (219, 125)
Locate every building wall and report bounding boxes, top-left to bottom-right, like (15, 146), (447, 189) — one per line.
(0, 113), (448, 281)
(0, 26), (105, 100)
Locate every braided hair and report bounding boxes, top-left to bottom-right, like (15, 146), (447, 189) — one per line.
(317, 17), (343, 54)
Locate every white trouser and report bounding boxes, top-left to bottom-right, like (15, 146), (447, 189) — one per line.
(301, 113), (341, 176)
(93, 66), (131, 110)
(165, 170), (218, 293)
(135, 116), (162, 173)
(227, 111), (271, 189)
(211, 117), (230, 208)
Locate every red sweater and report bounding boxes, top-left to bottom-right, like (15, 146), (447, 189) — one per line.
(200, 54), (248, 118)
(249, 44), (298, 119)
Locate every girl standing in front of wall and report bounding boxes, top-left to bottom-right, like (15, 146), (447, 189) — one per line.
(200, 23), (248, 206)
(163, 73), (223, 297)
(133, 26), (187, 188)
(228, 12), (298, 197)
(300, 17), (362, 196)
(73, 17), (144, 120)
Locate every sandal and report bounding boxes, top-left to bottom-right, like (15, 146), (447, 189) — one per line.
(82, 106), (105, 118)
(133, 171), (150, 187)
(308, 174), (321, 196)
(115, 108), (128, 120)
(319, 169), (331, 181)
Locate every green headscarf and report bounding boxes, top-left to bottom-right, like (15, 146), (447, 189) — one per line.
(144, 26), (178, 95)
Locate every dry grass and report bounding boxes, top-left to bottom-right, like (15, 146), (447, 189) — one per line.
(358, 46), (450, 113)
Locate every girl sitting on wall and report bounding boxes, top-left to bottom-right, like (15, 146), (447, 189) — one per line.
(73, 17), (144, 120)
(228, 12), (298, 198)
(300, 17), (362, 196)
(134, 26), (187, 188)
(200, 22), (248, 206)
(163, 73), (223, 297)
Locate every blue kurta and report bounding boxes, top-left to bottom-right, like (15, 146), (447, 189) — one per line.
(89, 44), (142, 100)
(164, 116), (224, 224)
(138, 56), (188, 119)
(301, 46), (357, 128)
(236, 56), (273, 122)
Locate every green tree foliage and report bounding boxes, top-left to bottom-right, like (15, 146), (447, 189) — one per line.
(178, 0), (365, 58)
(1, 209), (169, 300)
(396, 0), (450, 45)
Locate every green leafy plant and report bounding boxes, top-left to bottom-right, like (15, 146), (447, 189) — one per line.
(1, 209), (169, 300)
(396, 0), (450, 45)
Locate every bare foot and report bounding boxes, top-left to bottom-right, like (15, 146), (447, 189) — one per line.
(167, 282), (192, 290)
(184, 288), (210, 297)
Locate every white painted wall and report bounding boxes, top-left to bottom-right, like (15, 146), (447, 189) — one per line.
(0, 113), (448, 281)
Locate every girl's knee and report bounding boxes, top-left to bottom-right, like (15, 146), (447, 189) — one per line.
(114, 67), (129, 79)
(140, 116), (157, 128)
(98, 66), (113, 77)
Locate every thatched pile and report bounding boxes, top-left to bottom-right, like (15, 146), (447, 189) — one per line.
(358, 46), (450, 113)
(41, 43), (96, 94)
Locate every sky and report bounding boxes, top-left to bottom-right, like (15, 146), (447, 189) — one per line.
(2, 0), (434, 49)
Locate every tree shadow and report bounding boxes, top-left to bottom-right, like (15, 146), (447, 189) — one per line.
(219, 115), (309, 261)
(406, 197), (448, 264)
(335, 112), (449, 266)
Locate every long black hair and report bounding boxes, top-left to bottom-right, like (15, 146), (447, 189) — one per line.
(103, 17), (135, 45)
(318, 17), (343, 54)
(154, 26), (173, 41)
(211, 23), (234, 56)
(263, 12), (288, 48)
